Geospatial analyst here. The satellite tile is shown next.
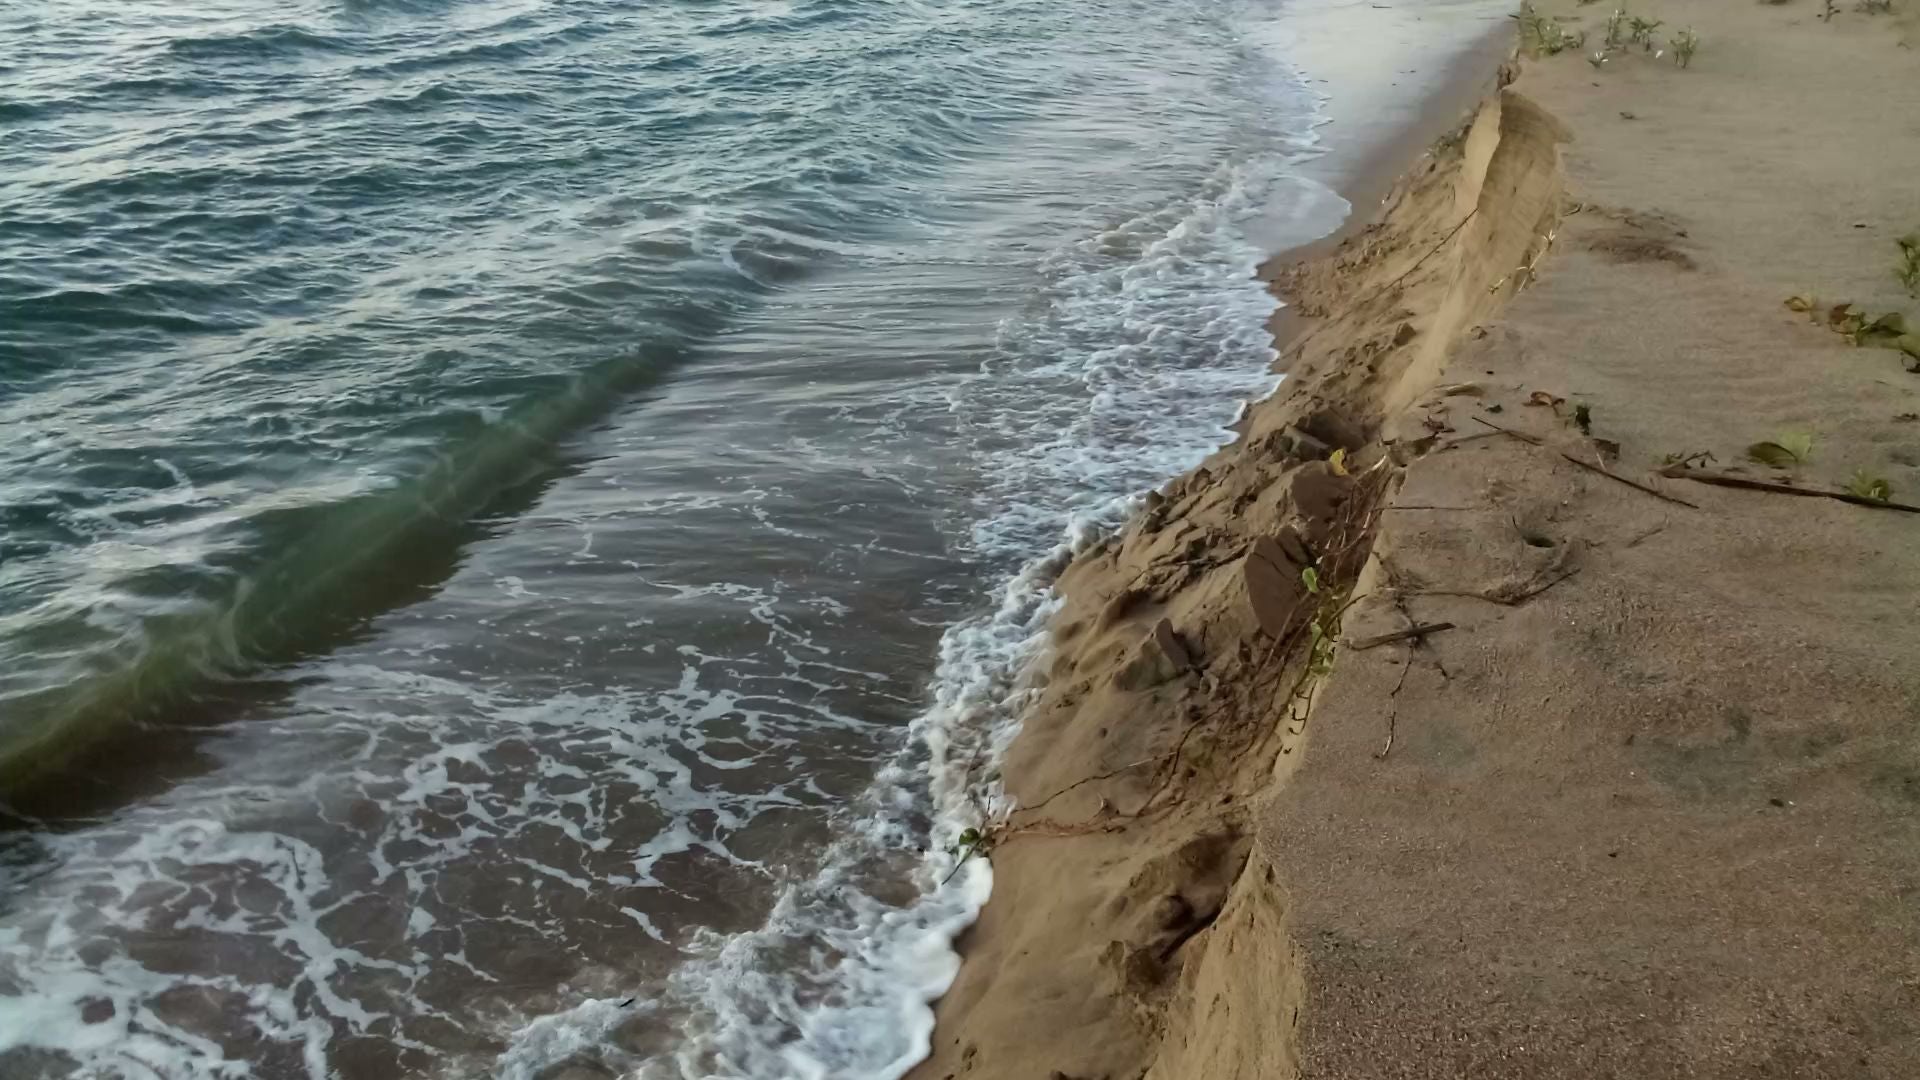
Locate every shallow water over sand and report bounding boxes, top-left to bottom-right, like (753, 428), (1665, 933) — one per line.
(0, 0), (1387, 1074)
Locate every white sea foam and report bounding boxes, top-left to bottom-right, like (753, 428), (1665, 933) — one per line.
(496, 46), (1349, 1080)
(0, 2), (1354, 1075)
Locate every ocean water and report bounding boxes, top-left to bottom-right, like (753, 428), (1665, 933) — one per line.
(0, 0), (1349, 1075)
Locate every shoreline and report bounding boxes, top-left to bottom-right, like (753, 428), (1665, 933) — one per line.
(909, 0), (1920, 1075)
(1260, 7), (1514, 362)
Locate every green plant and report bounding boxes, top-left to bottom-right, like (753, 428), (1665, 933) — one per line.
(1588, 49), (1611, 67)
(1629, 16), (1664, 47)
(1794, 299), (1920, 361)
(1846, 470), (1893, 501)
(942, 825), (994, 884)
(1306, 619), (1337, 675)
(1822, 0), (1839, 20)
(1897, 233), (1920, 296)
(1573, 403), (1594, 434)
(1748, 431), (1814, 467)
(1827, 303), (1909, 345)
(1670, 27), (1700, 65)
(1517, 2), (1588, 53)
(1855, 0), (1893, 12)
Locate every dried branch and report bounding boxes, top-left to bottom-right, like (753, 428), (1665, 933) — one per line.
(1559, 451), (1697, 508)
(1658, 466), (1920, 514)
(1348, 622), (1455, 650)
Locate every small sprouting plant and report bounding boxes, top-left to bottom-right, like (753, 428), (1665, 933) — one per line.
(1748, 431), (1814, 468)
(1606, 8), (1630, 45)
(1573, 403), (1594, 435)
(1629, 16), (1665, 47)
(1855, 0), (1892, 13)
(1588, 49), (1611, 68)
(1670, 27), (1700, 66)
(1897, 232), (1920, 296)
(941, 825), (995, 883)
(1822, 0), (1840, 21)
(1846, 470), (1893, 502)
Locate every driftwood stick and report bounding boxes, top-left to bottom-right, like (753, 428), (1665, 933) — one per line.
(1658, 467), (1920, 514)
(1559, 452), (1699, 508)
(1348, 622), (1456, 650)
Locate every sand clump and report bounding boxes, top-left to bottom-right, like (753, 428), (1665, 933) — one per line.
(910, 1), (1920, 1077)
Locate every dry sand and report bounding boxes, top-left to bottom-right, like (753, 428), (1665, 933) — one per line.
(909, 1), (1920, 1077)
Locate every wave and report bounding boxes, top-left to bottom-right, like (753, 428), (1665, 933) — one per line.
(0, 342), (681, 805)
(164, 26), (356, 61)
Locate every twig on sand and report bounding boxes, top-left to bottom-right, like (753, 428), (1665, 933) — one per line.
(1623, 517), (1670, 548)
(1559, 451), (1698, 508)
(1348, 622), (1456, 650)
(1421, 565), (1582, 607)
(1386, 208), (1481, 292)
(1472, 417), (1697, 508)
(1133, 717), (1206, 817)
(1438, 429), (1510, 450)
(1013, 756), (1159, 820)
(1658, 466), (1920, 514)
(1472, 415), (1546, 445)
(1377, 652), (1416, 759)
(1506, 564), (1583, 603)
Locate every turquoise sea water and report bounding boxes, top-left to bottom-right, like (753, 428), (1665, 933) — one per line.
(0, 0), (1346, 1075)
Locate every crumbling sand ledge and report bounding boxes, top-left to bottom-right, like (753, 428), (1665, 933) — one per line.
(912, 1), (1920, 1077)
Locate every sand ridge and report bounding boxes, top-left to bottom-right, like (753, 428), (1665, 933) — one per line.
(911, 1), (1920, 1076)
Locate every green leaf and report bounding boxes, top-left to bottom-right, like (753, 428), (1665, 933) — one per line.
(1747, 441), (1803, 468)
(1779, 431), (1814, 461)
(1301, 566), (1320, 595)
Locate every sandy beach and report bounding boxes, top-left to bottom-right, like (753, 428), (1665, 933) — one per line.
(911, 0), (1920, 1076)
